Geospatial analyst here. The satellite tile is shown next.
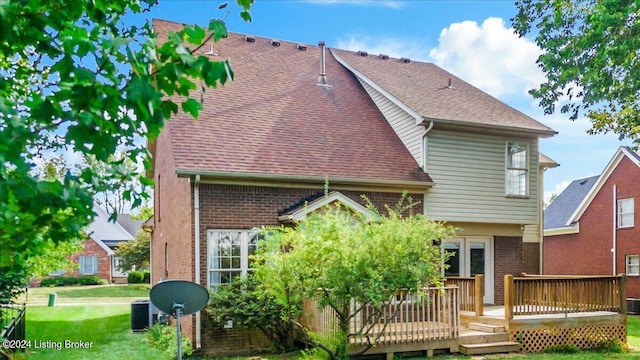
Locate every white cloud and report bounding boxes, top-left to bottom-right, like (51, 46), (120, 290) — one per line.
(336, 34), (430, 61)
(428, 17), (544, 98)
(303, 0), (406, 8)
(544, 180), (571, 205)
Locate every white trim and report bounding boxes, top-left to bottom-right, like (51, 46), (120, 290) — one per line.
(626, 255), (640, 276)
(331, 50), (425, 125)
(505, 141), (530, 197)
(566, 147), (640, 226)
(543, 223), (580, 236)
(277, 191), (378, 223)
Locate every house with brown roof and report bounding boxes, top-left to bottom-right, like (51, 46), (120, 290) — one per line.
(148, 19), (557, 356)
(544, 147), (640, 297)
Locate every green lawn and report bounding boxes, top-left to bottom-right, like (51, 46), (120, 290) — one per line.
(24, 304), (170, 360)
(17, 284), (150, 305)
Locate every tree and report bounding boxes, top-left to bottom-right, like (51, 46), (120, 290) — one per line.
(0, 0), (253, 303)
(114, 229), (150, 272)
(512, 0), (640, 145)
(253, 195), (455, 359)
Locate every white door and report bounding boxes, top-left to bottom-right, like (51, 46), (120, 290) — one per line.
(444, 237), (494, 304)
(112, 257), (128, 278)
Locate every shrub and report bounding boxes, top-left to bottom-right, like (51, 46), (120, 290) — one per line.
(128, 271), (145, 284)
(79, 275), (107, 285)
(39, 278), (57, 287)
(146, 323), (192, 358)
(143, 271), (150, 283)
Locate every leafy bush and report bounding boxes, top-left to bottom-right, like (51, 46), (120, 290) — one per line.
(39, 276), (107, 287)
(206, 275), (298, 353)
(79, 275), (107, 285)
(146, 323), (192, 358)
(127, 271), (145, 284)
(143, 271), (150, 283)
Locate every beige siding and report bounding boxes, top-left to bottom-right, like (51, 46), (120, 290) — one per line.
(357, 78), (424, 167)
(523, 224), (540, 243)
(424, 130), (539, 224)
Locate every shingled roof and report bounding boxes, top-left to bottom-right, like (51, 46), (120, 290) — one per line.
(331, 49), (556, 136)
(544, 176), (598, 230)
(153, 19), (432, 187)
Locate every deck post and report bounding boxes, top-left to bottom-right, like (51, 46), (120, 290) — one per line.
(619, 273), (627, 314)
(474, 274), (484, 316)
(504, 274), (514, 320)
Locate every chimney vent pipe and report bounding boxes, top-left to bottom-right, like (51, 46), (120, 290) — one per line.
(317, 41), (328, 85)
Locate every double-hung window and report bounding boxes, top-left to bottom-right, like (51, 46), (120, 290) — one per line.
(618, 198), (634, 228)
(78, 255), (98, 275)
(627, 255), (640, 276)
(506, 142), (529, 197)
(207, 230), (259, 289)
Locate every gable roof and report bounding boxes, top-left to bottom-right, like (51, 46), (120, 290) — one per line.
(87, 204), (137, 252)
(566, 147), (640, 225)
(277, 191), (377, 223)
(331, 49), (556, 137)
(544, 175), (598, 231)
(544, 146), (640, 235)
(153, 19), (432, 189)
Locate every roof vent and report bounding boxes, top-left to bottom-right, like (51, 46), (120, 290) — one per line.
(400, 57), (411, 63)
(270, 39), (281, 47)
(447, 78), (455, 89)
(296, 44), (307, 51)
(357, 50), (368, 57)
(378, 54), (389, 60)
(244, 35), (255, 43)
(317, 41), (329, 86)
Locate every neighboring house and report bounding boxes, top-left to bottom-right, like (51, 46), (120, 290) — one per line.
(36, 204), (144, 285)
(543, 146), (640, 296)
(148, 19), (556, 356)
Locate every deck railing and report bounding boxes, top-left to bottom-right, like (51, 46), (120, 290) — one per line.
(445, 275), (484, 316)
(504, 274), (626, 319)
(301, 286), (460, 348)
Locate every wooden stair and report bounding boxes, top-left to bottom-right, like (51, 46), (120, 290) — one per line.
(458, 323), (520, 356)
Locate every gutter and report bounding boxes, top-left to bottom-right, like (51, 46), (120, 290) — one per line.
(194, 174), (202, 349)
(175, 170), (434, 191)
(612, 184), (617, 275)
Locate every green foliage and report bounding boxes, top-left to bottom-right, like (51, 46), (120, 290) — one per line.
(206, 275), (298, 352)
(512, 0), (640, 145)
(131, 205), (153, 221)
(127, 271), (146, 284)
(0, 0), (252, 308)
(146, 323), (193, 358)
(26, 239), (82, 278)
(115, 230), (151, 272)
(40, 276), (107, 287)
(253, 193), (455, 359)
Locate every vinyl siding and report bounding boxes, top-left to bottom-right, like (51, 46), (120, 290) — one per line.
(357, 78), (424, 167)
(424, 130), (539, 224)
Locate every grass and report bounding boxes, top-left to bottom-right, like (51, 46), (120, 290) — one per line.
(16, 284), (150, 305)
(24, 304), (170, 360)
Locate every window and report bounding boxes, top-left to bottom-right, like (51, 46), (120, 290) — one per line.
(618, 198), (634, 228)
(78, 256), (98, 275)
(207, 230), (259, 289)
(627, 255), (639, 276)
(49, 269), (65, 277)
(506, 142), (529, 196)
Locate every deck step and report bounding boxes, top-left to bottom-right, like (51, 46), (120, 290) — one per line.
(458, 330), (509, 345)
(459, 341), (521, 355)
(467, 322), (505, 333)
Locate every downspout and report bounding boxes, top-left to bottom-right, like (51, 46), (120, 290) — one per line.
(612, 184), (617, 275)
(422, 121), (434, 218)
(194, 174), (202, 348)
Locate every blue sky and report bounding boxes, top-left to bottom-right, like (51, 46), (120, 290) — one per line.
(143, 0), (632, 202)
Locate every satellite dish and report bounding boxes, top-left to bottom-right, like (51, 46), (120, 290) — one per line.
(150, 280), (209, 360)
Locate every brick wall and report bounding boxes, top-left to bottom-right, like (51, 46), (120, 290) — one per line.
(150, 127), (195, 341)
(493, 236), (524, 305)
(544, 156), (640, 297)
